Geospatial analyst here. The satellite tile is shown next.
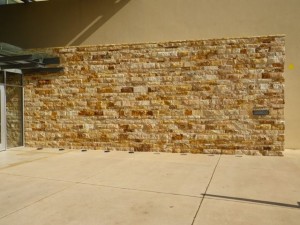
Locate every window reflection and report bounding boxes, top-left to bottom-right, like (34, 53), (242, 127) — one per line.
(6, 85), (23, 148)
(0, 71), (24, 148)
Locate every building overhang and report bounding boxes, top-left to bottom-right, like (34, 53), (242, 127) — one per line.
(0, 42), (63, 74)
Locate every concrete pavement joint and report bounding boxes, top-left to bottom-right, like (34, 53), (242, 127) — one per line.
(0, 171), (203, 199)
(203, 194), (300, 210)
(0, 183), (76, 221)
(0, 150), (72, 171)
(0, 164), (112, 221)
(0, 172), (75, 184)
(0, 149), (299, 224)
(78, 181), (202, 199)
(0, 156), (52, 171)
(191, 153), (222, 225)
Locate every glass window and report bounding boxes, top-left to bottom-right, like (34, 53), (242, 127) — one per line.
(6, 85), (23, 148)
(6, 72), (22, 86)
(0, 72), (4, 84)
(0, 71), (24, 148)
(0, 0), (48, 6)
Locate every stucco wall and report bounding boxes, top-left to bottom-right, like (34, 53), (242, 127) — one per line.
(24, 36), (285, 155)
(0, 0), (298, 149)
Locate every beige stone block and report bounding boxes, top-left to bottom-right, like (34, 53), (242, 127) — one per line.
(157, 51), (178, 57)
(102, 110), (118, 117)
(203, 149), (222, 154)
(134, 86), (148, 93)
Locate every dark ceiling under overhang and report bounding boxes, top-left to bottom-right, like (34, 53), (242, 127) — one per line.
(0, 42), (63, 74)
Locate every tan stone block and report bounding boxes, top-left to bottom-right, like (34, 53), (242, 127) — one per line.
(172, 134), (184, 141)
(133, 144), (152, 152)
(78, 109), (95, 116)
(177, 51), (189, 57)
(97, 87), (114, 93)
(184, 109), (193, 116)
(131, 110), (145, 117)
(221, 150), (236, 155)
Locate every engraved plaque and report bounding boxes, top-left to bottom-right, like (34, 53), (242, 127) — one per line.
(253, 109), (269, 116)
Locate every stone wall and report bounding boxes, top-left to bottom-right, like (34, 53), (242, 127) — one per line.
(24, 35), (285, 155)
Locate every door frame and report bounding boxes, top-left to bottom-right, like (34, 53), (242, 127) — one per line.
(0, 84), (6, 151)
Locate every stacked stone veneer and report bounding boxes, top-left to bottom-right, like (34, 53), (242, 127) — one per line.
(24, 35), (285, 155)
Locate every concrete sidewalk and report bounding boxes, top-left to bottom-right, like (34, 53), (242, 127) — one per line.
(0, 148), (299, 225)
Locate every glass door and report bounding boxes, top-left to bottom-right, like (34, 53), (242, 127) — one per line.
(0, 85), (6, 151)
(6, 73), (24, 148)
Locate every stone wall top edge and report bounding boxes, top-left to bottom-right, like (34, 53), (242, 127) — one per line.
(30, 34), (286, 52)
